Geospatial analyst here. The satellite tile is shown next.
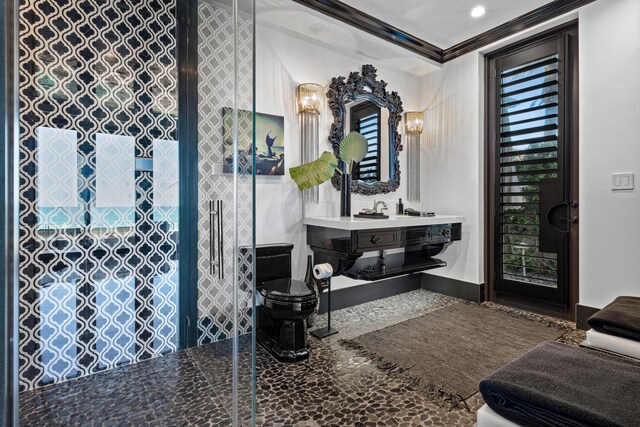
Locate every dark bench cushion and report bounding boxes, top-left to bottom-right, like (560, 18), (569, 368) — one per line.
(480, 341), (640, 427)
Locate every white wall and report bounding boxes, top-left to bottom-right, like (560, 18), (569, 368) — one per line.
(255, 26), (423, 285)
(418, 0), (640, 308)
(420, 53), (484, 285)
(579, 0), (640, 308)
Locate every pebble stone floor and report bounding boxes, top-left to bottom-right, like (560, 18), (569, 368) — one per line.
(20, 289), (585, 426)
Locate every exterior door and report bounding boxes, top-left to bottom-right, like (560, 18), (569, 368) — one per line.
(487, 25), (578, 314)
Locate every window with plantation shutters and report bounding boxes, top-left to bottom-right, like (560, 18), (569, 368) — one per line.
(487, 24), (578, 310)
(350, 101), (381, 182)
(499, 53), (560, 288)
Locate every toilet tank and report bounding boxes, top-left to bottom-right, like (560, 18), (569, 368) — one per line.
(255, 243), (294, 284)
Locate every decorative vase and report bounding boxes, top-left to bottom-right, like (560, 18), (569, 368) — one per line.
(340, 173), (351, 217)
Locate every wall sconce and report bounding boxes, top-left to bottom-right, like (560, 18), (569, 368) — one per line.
(298, 83), (324, 203)
(404, 111), (424, 202)
(404, 112), (424, 134)
(298, 83), (323, 114)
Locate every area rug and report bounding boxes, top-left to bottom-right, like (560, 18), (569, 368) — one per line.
(339, 302), (569, 409)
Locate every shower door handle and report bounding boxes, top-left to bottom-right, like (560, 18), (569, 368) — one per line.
(209, 200), (225, 279)
(217, 200), (224, 280)
(209, 200), (218, 275)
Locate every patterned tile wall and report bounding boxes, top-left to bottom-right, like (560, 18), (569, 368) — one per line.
(196, 1), (254, 345)
(18, 0), (180, 391)
(18, 0), (254, 392)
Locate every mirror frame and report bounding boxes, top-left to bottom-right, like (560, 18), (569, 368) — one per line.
(327, 65), (404, 195)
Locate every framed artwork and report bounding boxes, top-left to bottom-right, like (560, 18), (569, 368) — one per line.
(223, 107), (285, 175)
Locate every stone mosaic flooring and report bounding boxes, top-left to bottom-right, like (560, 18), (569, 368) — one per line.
(19, 289), (585, 426)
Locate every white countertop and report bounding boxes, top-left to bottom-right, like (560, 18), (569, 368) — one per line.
(303, 214), (465, 231)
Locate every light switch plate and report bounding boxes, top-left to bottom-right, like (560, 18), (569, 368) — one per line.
(611, 172), (634, 191)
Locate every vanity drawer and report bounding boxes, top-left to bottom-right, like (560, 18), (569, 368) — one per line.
(354, 229), (400, 251)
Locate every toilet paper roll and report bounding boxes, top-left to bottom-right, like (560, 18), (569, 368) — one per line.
(313, 263), (333, 280)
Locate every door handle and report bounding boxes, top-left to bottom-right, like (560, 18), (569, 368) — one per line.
(560, 216), (579, 224)
(209, 200), (224, 279)
(218, 200), (224, 280)
(209, 200), (218, 275)
(545, 201), (578, 234)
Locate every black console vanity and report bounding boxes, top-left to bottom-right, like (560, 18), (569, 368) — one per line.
(303, 66), (465, 284)
(304, 215), (464, 281)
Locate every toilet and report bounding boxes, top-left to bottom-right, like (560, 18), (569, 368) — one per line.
(256, 244), (318, 363)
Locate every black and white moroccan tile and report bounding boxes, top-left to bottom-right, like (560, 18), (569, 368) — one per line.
(18, 0), (181, 391)
(17, 0), (256, 394)
(194, 1), (254, 346)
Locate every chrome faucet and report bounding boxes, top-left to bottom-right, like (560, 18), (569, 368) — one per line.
(373, 200), (388, 214)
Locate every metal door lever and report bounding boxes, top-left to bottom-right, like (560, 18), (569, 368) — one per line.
(209, 201), (218, 275)
(218, 200), (224, 280)
(560, 216), (579, 224)
(209, 200), (224, 279)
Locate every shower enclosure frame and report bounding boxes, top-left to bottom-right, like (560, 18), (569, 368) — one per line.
(2, 0), (257, 424)
(4, 0), (21, 423)
(176, 0), (201, 349)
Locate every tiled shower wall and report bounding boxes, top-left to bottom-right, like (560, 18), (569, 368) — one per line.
(17, 0), (254, 392)
(196, 1), (253, 345)
(17, 0), (180, 391)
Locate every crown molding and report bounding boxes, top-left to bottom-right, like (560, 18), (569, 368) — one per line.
(292, 0), (597, 64)
(442, 0), (595, 62)
(290, 0), (443, 63)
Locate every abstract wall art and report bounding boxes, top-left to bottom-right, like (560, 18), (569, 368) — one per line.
(223, 107), (285, 175)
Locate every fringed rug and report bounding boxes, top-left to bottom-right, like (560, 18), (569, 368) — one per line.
(339, 302), (569, 410)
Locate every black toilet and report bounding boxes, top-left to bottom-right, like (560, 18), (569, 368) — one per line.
(256, 244), (317, 363)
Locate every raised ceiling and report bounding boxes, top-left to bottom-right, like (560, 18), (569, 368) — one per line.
(256, 0), (442, 76)
(257, 0), (592, 76)
(341, 0), (550, 48)
(290, 0), (593, 62)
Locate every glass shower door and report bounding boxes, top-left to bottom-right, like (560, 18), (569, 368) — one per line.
(14, 0), (255, 424)
(192, 0), (256, 424)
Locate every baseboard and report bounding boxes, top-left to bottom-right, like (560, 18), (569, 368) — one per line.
(420, 274), (485, 303)
(318, 274), (421, 314)
(575, 303), (600, 331)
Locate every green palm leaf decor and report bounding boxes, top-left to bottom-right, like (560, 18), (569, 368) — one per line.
(289, 151), (338, 191)
(289, 131), (368, 191)
(339, 131), (368, 174)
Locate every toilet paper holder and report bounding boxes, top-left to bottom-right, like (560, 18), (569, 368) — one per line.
(310, 264), (339, 339)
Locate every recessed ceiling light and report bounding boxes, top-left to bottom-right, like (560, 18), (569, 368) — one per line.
(471, 6), (486, 18)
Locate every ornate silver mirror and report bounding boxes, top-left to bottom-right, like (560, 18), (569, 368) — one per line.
(327, 65), (403, 195)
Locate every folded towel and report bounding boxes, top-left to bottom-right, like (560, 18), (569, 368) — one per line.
(587, 296), (640, 341)
(479, 341), (640, 427)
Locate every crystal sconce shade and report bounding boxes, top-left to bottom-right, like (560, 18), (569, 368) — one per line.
(298, 83), (324, 114)
(298, 83), (324, 203)
(404, 111), (424, 134)
(404, 111), (424, 202)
